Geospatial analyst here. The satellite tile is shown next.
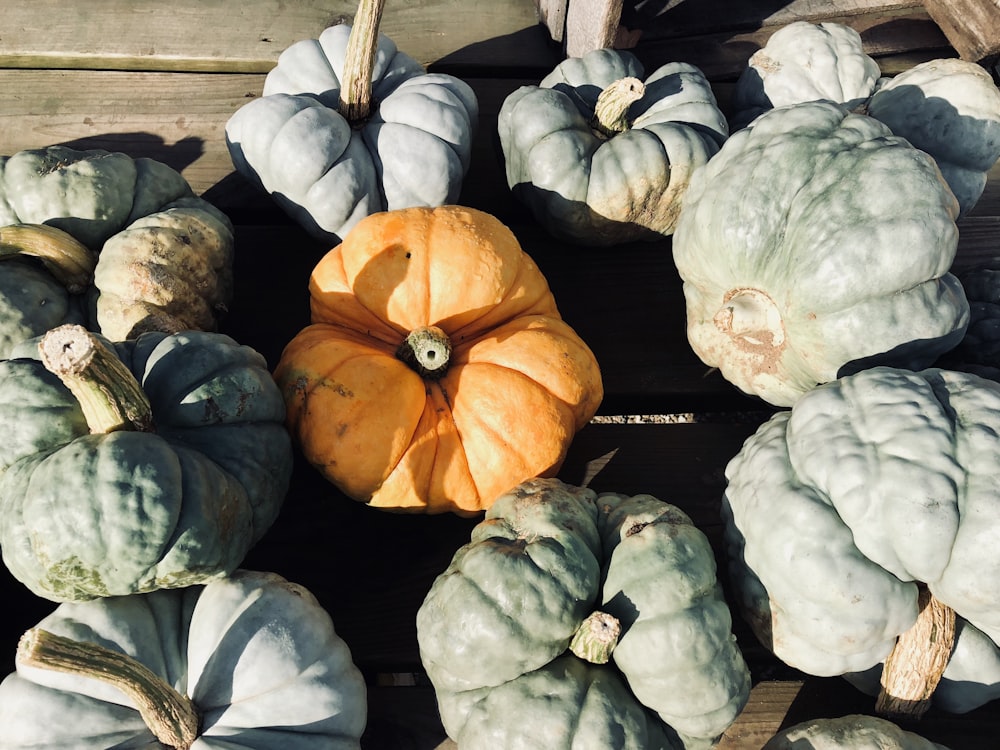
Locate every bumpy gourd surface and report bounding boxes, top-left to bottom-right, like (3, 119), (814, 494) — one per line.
(0, 331), (292, 601)
(417, 478), (750, 748)
(723, 366), (1000, 712)
(499, 48), (728, 245)
(0, 570), (367, 748)
(672, 100), (968, 406)
(762, 714), (951, 750)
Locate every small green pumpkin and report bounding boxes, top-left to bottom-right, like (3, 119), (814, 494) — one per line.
(0, 569), (367, 748)
(0, 325), (292, 602)
(225, 0), (478, 245)
(417, 477), (751, 749)
(672, 100), (969, 406)
(498, 48), (728, 245)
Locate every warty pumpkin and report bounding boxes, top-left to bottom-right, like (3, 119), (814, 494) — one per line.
(731, 21), (1000, 216)
(672, 100), (969, 406)
(0, 569), (367, 748)
(498, 48), (728, 245)
(225, 0), (478, 245)
(0, 325), (292, 602)
(762, 715), (950, 750)
(416, 477), (751, 749)
(273, 205), (603, 515)
(0, 145), (235, 349)
(723, 366), (1000, 717)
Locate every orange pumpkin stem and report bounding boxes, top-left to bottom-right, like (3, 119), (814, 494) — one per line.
(339, 0), (387, 124)
(876, 587), (956, 720)
(397, 325), (452, 379)
(18, 628), (201, 749)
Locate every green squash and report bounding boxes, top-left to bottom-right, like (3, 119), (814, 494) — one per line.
(762, 715), (950, 750)
(498, 48), (728, 245)
(672, 100), (969, 406)
(0, 146), (235, 350)
(0, 569), (367, 748)
(0, 325), (292, 602)
(225, 13), (478, 245)
(731, 21), (1000, 216)
(723, 366), (1000, 717)
(417, 477), (751, 749)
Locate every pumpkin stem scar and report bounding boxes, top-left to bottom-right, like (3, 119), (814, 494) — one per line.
(38, 324), (155, 434)
(17, 628), (201, 749)
(396, 325), (453, 379)
(338, 0), (387, 125)
(0, 222), (97, 293)
(714, 287), (786, 348)
(876, 586), (956, 721)
(569, 611), (622, 664)
(591, 76), (646, 138)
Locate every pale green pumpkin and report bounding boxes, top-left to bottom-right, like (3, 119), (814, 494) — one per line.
(0, 570), (367, 748)
(672, 100), (968, 406)
(762, 715), (950, 750)
(417, 477), (751, 750)
(498, 48), (728, 246)
(723, 366), (1000, 716)
(0, 325), (292, 602)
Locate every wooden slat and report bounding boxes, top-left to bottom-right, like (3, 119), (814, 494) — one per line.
(921, 0), (1000, 63)
(0, 0), (557, 73)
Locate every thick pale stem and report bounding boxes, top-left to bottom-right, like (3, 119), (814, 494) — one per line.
(876, 588), (956, 720)
(18, 628), (200, 749)
(396, 325), (452, 379)
(569, 611), (621, 664)
(713, 288), (786, 348)
(38, 324), (153, 434)
(0, 223), (97, 293)
(338, 0), (387, 124)
(591, 77), (646, 137)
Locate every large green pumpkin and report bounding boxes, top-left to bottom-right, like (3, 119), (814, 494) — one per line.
(672, 100), (969, 406)
(498, 48), (728, 245)
(0, 325), (292, 602)
(0, 569), (367, 748)
(723, 366), (1000, 716)
(417, 477), (751, 749)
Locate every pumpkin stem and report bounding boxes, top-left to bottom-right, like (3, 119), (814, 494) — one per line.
(591, 77), (646, 138)
(396, 325), (452, 379)
(569, 611), (621, 664)
(17, 628), (201, 749)
(0, 223), (97, 293)
(713, 288), (786, 350)
(338, 0), (387, 125)
(876, 587), (956, 720)
(38, 324), (154, 434)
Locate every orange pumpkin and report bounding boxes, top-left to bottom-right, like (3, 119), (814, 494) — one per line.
(274, 205), (603, 515)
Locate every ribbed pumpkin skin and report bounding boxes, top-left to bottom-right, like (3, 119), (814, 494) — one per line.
(0, 262), (87, 358)
(0, 331), (292, 602)
(273, 205), (603, 515)
(417, 478), (751, 748)
(498, 49), (728, 245)
(0, 570), (368, 748)
(722, 366), (1000, 713)
(673, 101), (969, 407)
(762, 715), (951, 750)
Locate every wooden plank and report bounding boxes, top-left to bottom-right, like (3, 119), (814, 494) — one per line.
(922, 0), (1000, 63)
(0, 0), (557, 73)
